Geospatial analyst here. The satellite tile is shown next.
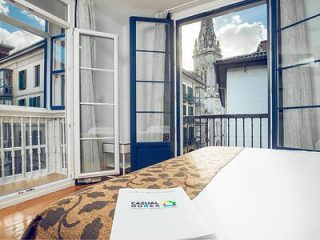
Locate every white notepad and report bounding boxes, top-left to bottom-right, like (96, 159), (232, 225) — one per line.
(110, 187), (215, 240)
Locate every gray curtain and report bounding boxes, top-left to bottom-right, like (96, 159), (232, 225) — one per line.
(280, 0), (318, 150)
(77, 0), (100, 172)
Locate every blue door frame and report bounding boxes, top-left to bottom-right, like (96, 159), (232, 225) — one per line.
(130, 16), (175, 171)
(50, 34), (66, 110)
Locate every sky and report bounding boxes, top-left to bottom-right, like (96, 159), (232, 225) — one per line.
(0, 0), (45, 53)
(181, 4), (268, 71)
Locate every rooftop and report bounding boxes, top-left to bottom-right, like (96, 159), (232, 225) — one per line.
(216, 51), (267, 65)
(0, 40), (45, 65)
(182, 69), (206, 86)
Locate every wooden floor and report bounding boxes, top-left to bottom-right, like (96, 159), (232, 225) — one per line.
(0, 185), (87, 240)
(0, 173), (66, 196)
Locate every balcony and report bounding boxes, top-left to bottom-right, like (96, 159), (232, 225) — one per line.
(0, 106), (67, 196)
(0, 85), (13, 98)
(183, 113), (269, 153)
(183, 93), (194, 103)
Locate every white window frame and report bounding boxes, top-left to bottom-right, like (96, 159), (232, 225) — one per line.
(73, 28), (120, 178)
(6, 0), (73, 28)
(0, 0), (75, 180)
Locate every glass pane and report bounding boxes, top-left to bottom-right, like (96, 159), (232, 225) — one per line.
(4, 151), (12, 177)
(2, 123), (11, 148)
(137, 113), (170, 142)
(278, 108), (320, 150)
(52, 73), (65, 106)
(80, 139), (115, 173)
(280, 0), (320, 27)
(14, 123), (22, 147)
(40, 147), (46, 169)
(280, 63), (320, 107)
(2, 1), (46, 31)
(280, 16), (320, 67)
(24, 121), (38, 146)
(32, 149), (39, 171)
(40, 123), (46, 145)
(80, 69), (114, 104)
(15, 150), (22, 175)
(80, 35), (114, 70)
(25, 0), (68, 21)
(136, 52), (169, 81)
(80, 105), (114, 138)
(136, 21), (169, 52)
(26, 149), (31, 172)
(53, 37), (65, 71)
(136, 82), (170, 112)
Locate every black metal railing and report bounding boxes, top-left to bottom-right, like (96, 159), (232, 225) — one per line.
(183, 113), (269, 153)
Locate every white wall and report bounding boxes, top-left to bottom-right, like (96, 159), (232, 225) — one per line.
(94, 12), (130, 144)
(226, 65), (268, 148)
(171, 0), (242, 20)
(226, 66), (268, 114)
(92, 0), (251, 145)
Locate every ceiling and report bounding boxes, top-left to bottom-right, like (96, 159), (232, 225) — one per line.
(94, 0), (199, 24)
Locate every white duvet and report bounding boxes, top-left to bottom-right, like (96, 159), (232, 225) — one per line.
(193, 148), (320, 240)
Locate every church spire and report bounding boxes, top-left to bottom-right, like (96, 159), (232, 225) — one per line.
(193, 17), (222, 58)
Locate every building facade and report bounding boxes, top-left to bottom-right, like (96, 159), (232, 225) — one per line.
(182, 69), (206, 153)
(0, 41), (45, 108)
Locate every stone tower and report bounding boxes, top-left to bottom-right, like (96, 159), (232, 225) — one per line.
(193, 17), (223, 115)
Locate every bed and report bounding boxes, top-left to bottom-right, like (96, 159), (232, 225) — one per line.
(22, 147), (320, 240)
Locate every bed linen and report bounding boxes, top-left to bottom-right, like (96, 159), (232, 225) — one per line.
(22, 147), (243, 240)
(193, 148), (320, 240)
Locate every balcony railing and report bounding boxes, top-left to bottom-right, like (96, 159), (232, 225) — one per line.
(183, 93), (194, 103)
(183, 113), (269, 153)
(0, 85), (13, 97)
(0, 106), (66, 185)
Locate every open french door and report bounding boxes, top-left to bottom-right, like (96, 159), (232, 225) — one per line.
(130, 17), (175, 171)
(74, 28), (119, 178)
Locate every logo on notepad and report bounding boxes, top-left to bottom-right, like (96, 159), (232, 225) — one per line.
(163, 200), (176, 207)
(131, 201), (160, 208)
(131, 200), (177, 209)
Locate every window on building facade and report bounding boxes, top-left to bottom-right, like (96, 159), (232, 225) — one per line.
(204, 70), (207, 83)
(188, 105), (194, 116)
(188, 86), (193, 98)
(19, 70), (27, 90)
(29, 96), (40, 108)
(276, 0), (320, 151)
(0, 69), (13, 106)
(34, 65), (40, 87)
(18, 99), (26, 106)
(0, 99), (12, 105)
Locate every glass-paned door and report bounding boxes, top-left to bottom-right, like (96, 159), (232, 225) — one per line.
(272, 0), (320, 151)
(130, 17), (175, 171)
(74, 29), (119, 178)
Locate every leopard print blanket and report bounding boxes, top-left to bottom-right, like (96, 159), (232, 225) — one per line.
(22, 147), (243, 240)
